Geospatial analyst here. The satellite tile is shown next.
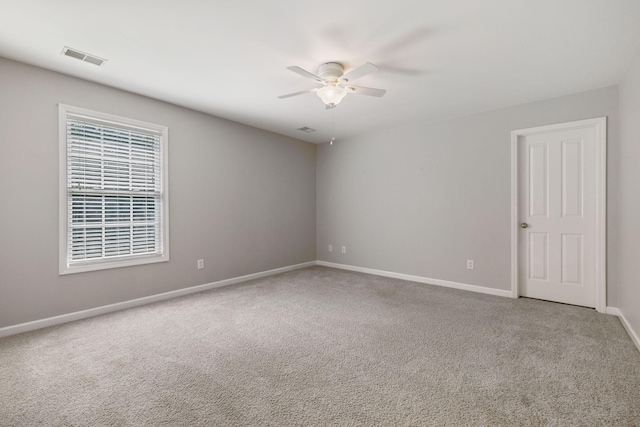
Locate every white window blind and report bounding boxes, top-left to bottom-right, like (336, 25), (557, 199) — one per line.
(59, 105), (169, 274)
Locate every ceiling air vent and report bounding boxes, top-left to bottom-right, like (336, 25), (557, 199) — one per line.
(297, 126), (316, 133)
(61, 47), (107, 66)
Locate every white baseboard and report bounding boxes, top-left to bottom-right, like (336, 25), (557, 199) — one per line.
(606, 307), (622, 316)
(0, 261), (316, 338)
(317, 263), (640, 352)
(6, 260), (634, 350)
(316, 261), (513, 298)
(606, 306), (640, 353)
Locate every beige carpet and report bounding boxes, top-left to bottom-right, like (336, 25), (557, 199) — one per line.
(1, 266), (639, 426)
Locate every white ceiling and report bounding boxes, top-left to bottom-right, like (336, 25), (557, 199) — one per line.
(1, 0), (640, 144)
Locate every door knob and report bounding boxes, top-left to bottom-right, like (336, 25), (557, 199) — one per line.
(520, 223), (529, 228)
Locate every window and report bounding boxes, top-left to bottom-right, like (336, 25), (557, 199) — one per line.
(59, 104), (169, 274)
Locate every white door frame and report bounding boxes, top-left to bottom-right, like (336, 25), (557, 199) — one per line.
(510, 117), (607, 313)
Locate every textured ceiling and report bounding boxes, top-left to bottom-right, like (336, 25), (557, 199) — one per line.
(1, 0), (640, 143)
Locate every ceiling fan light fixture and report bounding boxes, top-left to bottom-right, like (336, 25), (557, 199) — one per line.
(317, 83), (347, 106)
(280, 61), (384, 108)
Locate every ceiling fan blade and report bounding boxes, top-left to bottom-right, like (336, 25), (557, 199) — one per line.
(346, 85), (386, 97)
(341, 62), (378, 82)
(286, 66), (324, 83)
(277, 88), (318, 99)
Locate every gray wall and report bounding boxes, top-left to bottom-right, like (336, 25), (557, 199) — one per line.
(618, 47), (640, 335)
(0, 57), (317, 328)
(0, 53), (631, 332)
(317, 86), (619, 302)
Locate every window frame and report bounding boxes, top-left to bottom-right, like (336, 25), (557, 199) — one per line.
(58, 104), (169, 275)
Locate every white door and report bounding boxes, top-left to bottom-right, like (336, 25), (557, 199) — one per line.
(517, 122), (600, 308)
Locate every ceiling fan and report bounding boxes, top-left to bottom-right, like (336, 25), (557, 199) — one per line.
(278, 62), (386, 109)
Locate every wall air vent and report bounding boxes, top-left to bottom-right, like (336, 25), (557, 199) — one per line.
(61, 47), (107, 66)
(297, 126), (316, 133)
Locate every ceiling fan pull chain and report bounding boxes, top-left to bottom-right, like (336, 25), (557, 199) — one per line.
(330, 109), (336, 145)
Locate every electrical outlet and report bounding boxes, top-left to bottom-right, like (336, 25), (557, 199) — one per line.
(467, 260), (474, 270)
(328, 244), (333, 252)
(197, 259), (204, 270)
(342, 246), (347, 254)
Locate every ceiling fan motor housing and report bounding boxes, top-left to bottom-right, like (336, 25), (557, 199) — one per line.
(318, 62), (344, 82)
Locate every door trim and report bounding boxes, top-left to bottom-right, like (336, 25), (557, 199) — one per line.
(510, 117), (607, 312)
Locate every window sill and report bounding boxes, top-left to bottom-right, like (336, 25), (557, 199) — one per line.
(59, 253), (169, 275)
